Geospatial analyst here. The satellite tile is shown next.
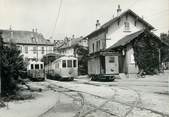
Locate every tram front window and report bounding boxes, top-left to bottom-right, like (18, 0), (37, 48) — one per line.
(73, 60), (76, 67)
(67, 60), (72, 68)
(35, 64), (39, 69)
(62, 60), (66, 68)
(41, 64), (43, 69)
(31, 64), (34, 69)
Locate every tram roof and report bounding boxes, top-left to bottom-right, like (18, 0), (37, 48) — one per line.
(53, 56), (77, 62)
(29, 61), (44, 64)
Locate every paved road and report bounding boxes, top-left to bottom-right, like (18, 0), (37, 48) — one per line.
(39, 72), (169, 117)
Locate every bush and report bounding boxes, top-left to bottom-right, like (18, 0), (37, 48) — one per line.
(133, 31), (160, 75)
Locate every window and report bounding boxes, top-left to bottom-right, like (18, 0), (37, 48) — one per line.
(109, 56), (115, 63)
(92, 43), (95, 53)
(35, 64), (39, 69)
(98, 40), (100, 51)
(96, 41), (99, 51)
(73, 60), (77, 67)
(24, 46), (28, 54)
(102, 40), (105, 49)
(41, 47), (44, 54)
(67, 60), (72, 68)
(134, 20), (137, 26)
(33, 46), (37, 54)
(62, 60), (66, 68)
(124, 22), (130, 31)
(49, 46), (53, 52)
(31, 64), (34, 69)
(41, 64), (43, 69)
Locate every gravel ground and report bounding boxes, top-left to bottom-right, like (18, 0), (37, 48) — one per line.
(0, 71), (168, 117)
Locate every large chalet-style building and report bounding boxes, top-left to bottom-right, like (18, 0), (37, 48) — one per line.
(86, 6), (162, 79)
(1, 29), (54, 61)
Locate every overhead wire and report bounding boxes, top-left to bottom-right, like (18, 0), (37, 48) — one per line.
(51, 0), (63, 38)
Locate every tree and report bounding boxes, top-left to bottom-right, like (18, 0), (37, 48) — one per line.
(1, 40), (26, 97)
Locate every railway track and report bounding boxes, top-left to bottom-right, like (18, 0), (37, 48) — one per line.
(118, 88), (142, 117)
(39, 81), (120, 117)
(78, 89), (119, 117)
(72, 80), (169, 117)
(39, 80), (169, 117)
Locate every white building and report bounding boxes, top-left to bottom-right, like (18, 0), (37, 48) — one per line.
(88, 7), (154, 54)
(1, 29), (54, 61)
(56, 36), (88, 57)
(86, 6), (161, 79)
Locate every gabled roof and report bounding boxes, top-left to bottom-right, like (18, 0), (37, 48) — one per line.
(106, 30), (161, 50)
(58, 37), (83, 49)
(86, 9), (154, 38)
(0, 29), (53, 45)
(106, 30), (144, 50)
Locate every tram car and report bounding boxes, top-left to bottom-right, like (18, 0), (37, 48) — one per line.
(45, 56), (78, 81)
(88, 54), (119, 81)
(27, 61), (45, 81)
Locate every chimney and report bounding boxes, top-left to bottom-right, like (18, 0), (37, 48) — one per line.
(96, 20), (101, 29)
(117, 5), (122, 17)
(9, 25), (13, 39)
(72, 34), (75, 39)
(9, 25), (12, 31)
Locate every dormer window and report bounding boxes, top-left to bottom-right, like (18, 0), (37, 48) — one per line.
(124, 22), (130, 31)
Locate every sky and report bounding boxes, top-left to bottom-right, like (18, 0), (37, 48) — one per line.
(0, 0), (169, 40)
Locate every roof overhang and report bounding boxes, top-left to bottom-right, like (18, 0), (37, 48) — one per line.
(106, 30), (162, 51)
(85, 9), (154, 39)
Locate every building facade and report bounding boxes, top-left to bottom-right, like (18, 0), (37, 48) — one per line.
(1, 29), (54, 61)
(56, 36), (88, 57)
(86, 6), (161, 78)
